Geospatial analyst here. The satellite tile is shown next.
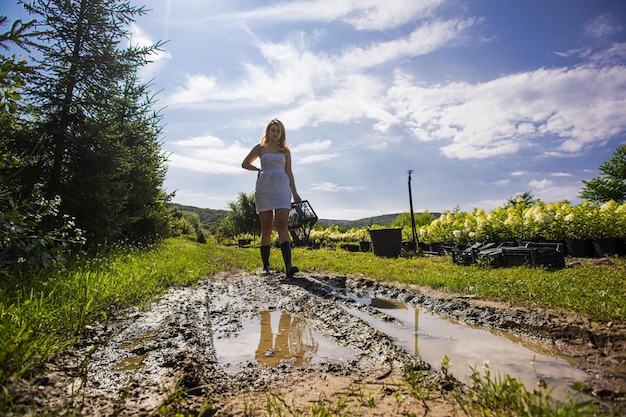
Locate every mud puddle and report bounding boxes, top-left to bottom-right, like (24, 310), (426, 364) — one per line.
(8, 271), (625, 416)
(343, 294), (588, 401)
(214, 279), (589, 401)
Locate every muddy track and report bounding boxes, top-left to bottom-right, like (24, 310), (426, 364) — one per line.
(8, 271), (626, 416)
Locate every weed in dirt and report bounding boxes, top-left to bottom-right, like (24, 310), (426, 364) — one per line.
(259, 383), (381, 417)
(307, 393), (353, 417)
(402, 356), (457, 411)
(456, 365), (608, 417)
(402, 365), (432, 404)
(157, 382), (216, 417)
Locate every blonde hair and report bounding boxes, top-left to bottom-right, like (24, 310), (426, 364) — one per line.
(261, 119), (288, 151)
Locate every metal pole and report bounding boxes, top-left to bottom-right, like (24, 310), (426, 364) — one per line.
(407, 170), (417, 251)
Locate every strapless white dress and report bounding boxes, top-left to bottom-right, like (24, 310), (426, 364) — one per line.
(255, 153), (291, 212)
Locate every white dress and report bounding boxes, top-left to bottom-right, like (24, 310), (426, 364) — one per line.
(255, 153), (291, 213)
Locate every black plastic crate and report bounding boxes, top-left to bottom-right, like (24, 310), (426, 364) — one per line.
(288, 200), (318, 246)
(453, 241), (564, 269)
(501, 246), (565, 268)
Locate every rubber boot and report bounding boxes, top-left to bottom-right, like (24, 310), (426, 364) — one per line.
(280, 241), (299, 277)
(260, 245), (271, 275)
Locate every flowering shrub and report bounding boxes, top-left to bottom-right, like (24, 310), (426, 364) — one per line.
(309, 225), (368, 247)
(304, 200), (626, 248)
(415, 200), (626, 244)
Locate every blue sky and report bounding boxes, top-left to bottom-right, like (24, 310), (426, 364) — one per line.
(4, 1), (626, 220)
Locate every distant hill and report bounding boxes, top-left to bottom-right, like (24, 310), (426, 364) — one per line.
(171, 203), (437, 230)
(318, 212), (442, 228)
(171, 203), (227, 229)
(317, 213), (401, 228)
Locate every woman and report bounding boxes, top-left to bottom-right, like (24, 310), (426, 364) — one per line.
(242, 119), (302, 276)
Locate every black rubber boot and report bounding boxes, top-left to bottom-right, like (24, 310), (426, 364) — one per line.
(260, 245), (271, 274)
(280, 241), (299, 277)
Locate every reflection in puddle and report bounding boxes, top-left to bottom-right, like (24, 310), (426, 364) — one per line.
(349, 296), (588, 401)
(214, 310), (355, 372)
(256, 310), (317, 366)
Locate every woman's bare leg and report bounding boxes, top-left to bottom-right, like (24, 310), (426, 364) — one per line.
(259, 210), (274, 246)
(274, 208), (290, 244)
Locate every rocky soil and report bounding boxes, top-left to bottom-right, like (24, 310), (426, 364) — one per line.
(7, 270), (626, 416)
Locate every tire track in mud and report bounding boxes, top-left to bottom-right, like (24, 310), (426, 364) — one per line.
(7, 271), (626, 416)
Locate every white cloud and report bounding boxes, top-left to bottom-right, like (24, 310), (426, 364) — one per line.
(388, 62), (626, 159)
(554, 47), (589, 59)
(171, 188), (232, 208)
(167, 134), (247, 174)
(585, 14), (622, 39)
(150, 1), (626, 217)
(343, 0), (444, 31)
(311, 182), (363, 192)
(292, 139), (332, 152)
(528, 179), (553, 189)
(338, 18), (478, 69)
(292, 139), (338, 164)
(297, 153), (338, 164)
(533, 185), (582, 204)
(281, 74), (392, 129)
(162, 13), (476, 115)
(168, 153), (241, 174)
(216, 0), (445, 31)
(172, 135), (224, 148)
(166, 74), (218, 107)
(589, 42), (626, 66)
(129, 23), (172, 80)
(166, 35), (626, 163)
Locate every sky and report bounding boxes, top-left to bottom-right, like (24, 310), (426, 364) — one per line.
(3, 0), (626, 220)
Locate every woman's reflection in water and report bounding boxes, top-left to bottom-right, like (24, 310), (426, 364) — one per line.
(255, 310), (319, 366)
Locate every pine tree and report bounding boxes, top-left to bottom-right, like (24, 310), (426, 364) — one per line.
(19, 0), (170, 244)
(580, 145), (626, 204)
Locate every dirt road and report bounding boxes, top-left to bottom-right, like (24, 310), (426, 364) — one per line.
(9, 271), (626, 416)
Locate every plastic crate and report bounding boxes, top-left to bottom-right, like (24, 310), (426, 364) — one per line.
(453, 241), (564, 269)
(502, 246), (565, 268)
(288, 200), (318, 246)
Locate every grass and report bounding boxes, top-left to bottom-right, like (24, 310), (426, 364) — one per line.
(456, 366), (606, 417)
(1, 237), (625, 415)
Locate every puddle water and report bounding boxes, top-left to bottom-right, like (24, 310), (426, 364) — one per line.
(347, 295), (589, 401)
(211, 288), (589, 401)
(213, 310), (356, 372)
(113, 328), (159, 372)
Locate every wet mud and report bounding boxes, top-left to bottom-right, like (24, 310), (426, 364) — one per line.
(8, 271), (626, 416)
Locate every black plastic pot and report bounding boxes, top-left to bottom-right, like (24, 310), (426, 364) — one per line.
(369, 228), (402, 257)
(565, 238), (593, 258)
(591, 238), (621, 257)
